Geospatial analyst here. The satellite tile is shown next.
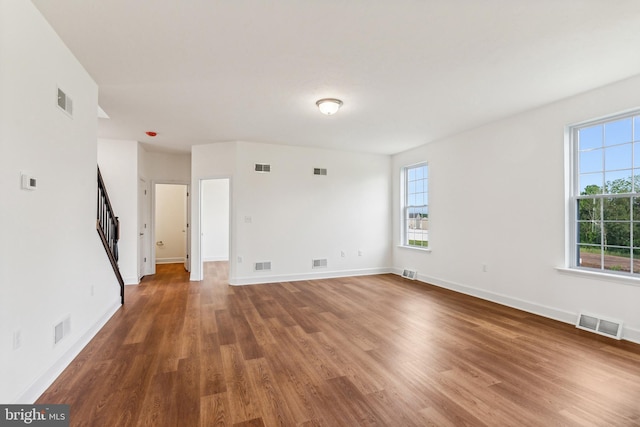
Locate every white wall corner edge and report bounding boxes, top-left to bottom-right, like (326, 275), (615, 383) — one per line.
(13, 299), (122, 404)
(390, 268), (640, 345)
(229, 267), (393, 286)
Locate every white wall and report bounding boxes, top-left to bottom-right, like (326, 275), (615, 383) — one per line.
(0, 0), (121, 403)
(142, 150), (191, 182)
(392, 74), (640, 343)
(202, 179), (230, 261)
(155, 184), (187, 263)
(97, 139), (139, 284)
(191, 141), (392, 284)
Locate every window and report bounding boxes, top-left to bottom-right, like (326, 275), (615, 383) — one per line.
(570, 112), (640, 276)
(403, 163), (428, 248)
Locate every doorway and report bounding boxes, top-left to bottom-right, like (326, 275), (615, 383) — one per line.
(200, 178), (230, 275)
(154, 183), (190, 271)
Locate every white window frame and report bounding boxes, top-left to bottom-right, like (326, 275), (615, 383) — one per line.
(568, 109), (640, 278)
(402, 162), (429, 249)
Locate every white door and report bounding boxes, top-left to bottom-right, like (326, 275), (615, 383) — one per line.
(138, 178), (150, 280)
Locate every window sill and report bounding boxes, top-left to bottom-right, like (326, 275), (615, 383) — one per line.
(556, 267), (640, 288)
(397, 245), (431, 253)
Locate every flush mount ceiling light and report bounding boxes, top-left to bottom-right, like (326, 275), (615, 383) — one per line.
(316, 98), (343, 115)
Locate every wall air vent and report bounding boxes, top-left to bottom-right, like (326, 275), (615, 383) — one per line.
(576, 312), (622, 340)
(255, 164), (271, 173)
(255, 261), (272, 271)
(401, 269), (417, 280)
(54, 316), (71, 345)
(313, 168), (327, 176)
(57, 87), (73, 117)
(312, 258), (328, 268)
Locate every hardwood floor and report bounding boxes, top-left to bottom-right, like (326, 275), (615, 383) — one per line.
(37, 263), (640, 426)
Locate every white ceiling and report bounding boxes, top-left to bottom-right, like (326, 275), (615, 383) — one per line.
(32, 0), (640, 155)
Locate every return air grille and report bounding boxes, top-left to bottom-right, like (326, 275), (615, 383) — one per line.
(54, 316), (71, 345)
(401, 269), (417, 280)
(57, 87), (73, 116)
(254, 261), (272, 271)
(576, 312), (622, 340)
(255, 164), (271, 173)
(312, 258), (328, 268)
(313, 168), (327, 176)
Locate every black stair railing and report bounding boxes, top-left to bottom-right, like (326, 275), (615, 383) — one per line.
(96, 167), (124, 304)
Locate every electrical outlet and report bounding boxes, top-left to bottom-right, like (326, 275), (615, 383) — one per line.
(358, 250), (363, 256)
(340, 251), (346, 258)
(237, 256), (243, 263)
(13, 330), (22, 350)
(482, 264), (488, 272)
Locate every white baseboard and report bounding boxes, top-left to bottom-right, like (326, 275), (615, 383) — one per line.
(203, 256), (229, 262)
(230, 267), (392, 286)
(123, 275), (139, 285)
(156, 257), (185, 264)
(623, 326), (640, 344)
(14, 299), (121, 403)
(391, 268), (640, 345)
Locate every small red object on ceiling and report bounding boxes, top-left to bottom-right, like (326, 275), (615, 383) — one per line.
(145, 131), (157, 137)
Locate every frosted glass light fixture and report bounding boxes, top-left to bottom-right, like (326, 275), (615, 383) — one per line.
(316, 98), (343, 115)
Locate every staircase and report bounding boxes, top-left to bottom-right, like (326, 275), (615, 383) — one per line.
(96, 167), (125, 304)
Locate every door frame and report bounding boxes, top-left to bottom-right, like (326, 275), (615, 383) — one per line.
(151, 180), (190, 274)
(138, 177), (151, 280)
(192, 176), (233, 281)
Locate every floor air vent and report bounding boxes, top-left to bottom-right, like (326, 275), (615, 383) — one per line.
(576, 312), (622, 340)
(401, 269), (417, 280)
(255, 261), (272, 271)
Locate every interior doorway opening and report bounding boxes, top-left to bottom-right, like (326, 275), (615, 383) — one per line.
(200, 178), (230, 278)
(154, 183), (190, 272)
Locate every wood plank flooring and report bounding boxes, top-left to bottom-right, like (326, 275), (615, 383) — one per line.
(37, 263), (640, 426)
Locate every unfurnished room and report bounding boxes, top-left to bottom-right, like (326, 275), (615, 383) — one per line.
(2, 1), (640, 426)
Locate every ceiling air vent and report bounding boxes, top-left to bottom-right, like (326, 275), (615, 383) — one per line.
(401, 269), (417, 280)
(576, 312), (622, 340)
(255, 164), (271, 173)
(312, 258), (328, 268)
(255, 261), (272, 271)
(313, 168), (327, 176)
(57, 87), (73, 117)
